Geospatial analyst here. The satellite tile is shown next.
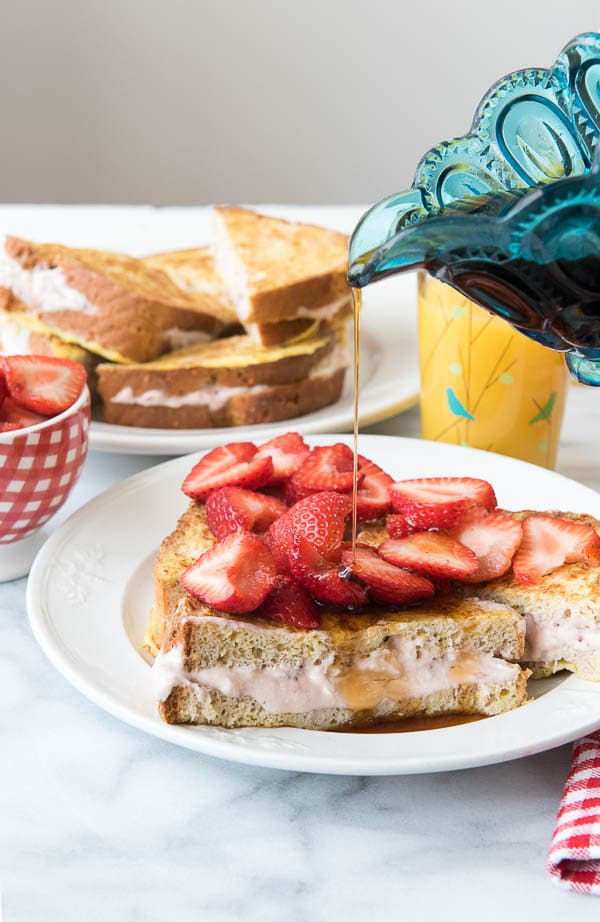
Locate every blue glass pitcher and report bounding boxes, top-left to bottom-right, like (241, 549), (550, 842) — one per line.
(348, 33), (600, 384)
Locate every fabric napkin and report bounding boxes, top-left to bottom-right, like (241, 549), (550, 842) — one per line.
(547, 731), (600, 893)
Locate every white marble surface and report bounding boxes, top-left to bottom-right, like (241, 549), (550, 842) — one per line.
(2, 387), (600, 921)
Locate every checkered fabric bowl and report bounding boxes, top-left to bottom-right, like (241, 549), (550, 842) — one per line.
(0, 386), (90, 544)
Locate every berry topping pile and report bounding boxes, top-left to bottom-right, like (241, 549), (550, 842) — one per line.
(178, 434), (600, 627)
(0, 355), (86, 432)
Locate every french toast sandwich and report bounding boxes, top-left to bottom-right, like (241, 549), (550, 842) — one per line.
(148, 447), (545, 730)
(146, 245), (351, 348)
(145, 217), (351, 346)
(155, 591), (526, 730)
(213, 207), (351, 326)
(148, 441), (600, 730)
(0, 236), (233, 363)
(96, 322), (348, 429)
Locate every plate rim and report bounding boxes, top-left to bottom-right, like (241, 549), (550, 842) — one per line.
(27, 434), (600, 774)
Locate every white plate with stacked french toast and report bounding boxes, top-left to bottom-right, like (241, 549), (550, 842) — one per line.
(28, 433), (600, 775)
(0, 205), (419, 454)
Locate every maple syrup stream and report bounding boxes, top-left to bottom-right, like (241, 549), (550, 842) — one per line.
(347, 286), (481, 733)
(351, 287), (362, 562)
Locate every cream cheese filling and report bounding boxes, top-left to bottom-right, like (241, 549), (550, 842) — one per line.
(0, 246), (98, 316)
(152, 637), (520, 715)
(163, 328), (214, 350)
(524, 612), (600, 662)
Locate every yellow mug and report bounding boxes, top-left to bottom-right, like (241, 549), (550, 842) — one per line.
(418, 272), (568, 468)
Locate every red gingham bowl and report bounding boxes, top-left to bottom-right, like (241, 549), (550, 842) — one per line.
(0, 386), (90, 551)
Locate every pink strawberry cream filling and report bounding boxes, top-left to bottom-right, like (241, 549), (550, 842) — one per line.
(524, 612), (600, 663)
(152, 633), (519, 715)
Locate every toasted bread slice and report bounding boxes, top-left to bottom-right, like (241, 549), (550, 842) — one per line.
(0, 301), (100, 398)
(458, 511), (600, 681)
(150, 499), (528, 729)
(213, 207), (350, 324)
(0, 237), (233, 363)
(96, 323), (348, 429)
(146, 244), (351, 346)
(143, 247), (239, 330)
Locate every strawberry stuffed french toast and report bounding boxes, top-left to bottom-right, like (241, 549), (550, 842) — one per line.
(148, 433), (600, 729)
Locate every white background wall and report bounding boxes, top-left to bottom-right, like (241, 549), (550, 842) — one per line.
(0, 0), (598, 204)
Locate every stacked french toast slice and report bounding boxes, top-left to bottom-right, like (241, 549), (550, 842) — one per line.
(0, 208), (351, 428)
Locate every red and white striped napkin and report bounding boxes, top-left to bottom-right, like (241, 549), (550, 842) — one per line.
(547, 731), (600, 894)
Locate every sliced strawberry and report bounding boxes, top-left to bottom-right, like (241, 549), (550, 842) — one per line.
(1, 355), (86, 416)
(512, 514), (600, 585)
(266, 491), (351, 572)
(289, 536), (367, 609)
(449, 507), (523, 583)
(0, 370), (7, 410)
(287, 443), (363, 499)
(206, 486), (288, 540)
(180, 531), (277, 613)
(0, 421), (21, 432)
(282, 476), (311, 506)
(390, 477), (497, 530)
(378, 531), (479, 580)
(340, 544), (435, 605)
(0, 397), (47, 430)
(259, 575), (320, 629)
(255, 432), (310, 481)
(386, 513), (413, 539)
(355, 455), (393, 522)
(182, 442), (273, 500)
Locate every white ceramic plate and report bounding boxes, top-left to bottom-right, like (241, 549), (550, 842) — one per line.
(0, 203), (418, 455)
(27, 434), (600, 775)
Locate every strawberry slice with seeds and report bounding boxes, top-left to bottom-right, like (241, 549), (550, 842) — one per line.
(206, 486), (287, 540)
(340, 544), (435, 605)
(266, 491), (351, 572)
(390, 477), (497, 530)
(0, 397), (48, 430)
(355, 455), (393, 522)
(259, 575), (320, 629)
(386, 513), (413, 539)
(182, 442), (273, 500)
(289, 537), (367, 609)
(512, 514), (600, 585)
(449, 507), (523, 583)
(288, 443), (363, 498)
(255, 432), (310, 482)
(180, 531), (277, 613)
(378, 531), (479, 580)
(2, 355), (86, 416)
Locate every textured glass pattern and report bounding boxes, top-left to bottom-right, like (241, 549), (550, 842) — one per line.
(349, 33), (600, 384)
